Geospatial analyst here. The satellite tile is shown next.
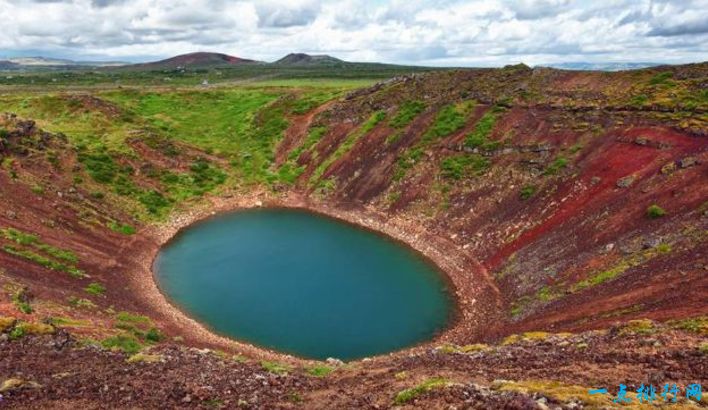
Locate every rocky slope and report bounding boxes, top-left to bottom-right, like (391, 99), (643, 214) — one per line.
(0, 63), (706, 408)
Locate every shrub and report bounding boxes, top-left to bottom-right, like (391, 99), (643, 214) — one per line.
(520, 185), (537, 200)
(102, 334), (143, 354)
(649, 71), (674, 86)
(108, 222), (136, 235)
(646, 204), (666, 219)
(544, 157), (568, 175)
(145, 327), (163, 343)
(138, 190), (171, 215)
(79, 151), (119, 184)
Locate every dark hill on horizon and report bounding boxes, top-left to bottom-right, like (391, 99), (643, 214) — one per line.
(122, 52), (259, 70)
(275, 53), (345, 65)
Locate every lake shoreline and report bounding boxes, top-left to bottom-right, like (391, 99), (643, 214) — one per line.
(128, 188), (501, 365)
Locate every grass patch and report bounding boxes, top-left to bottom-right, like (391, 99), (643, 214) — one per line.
(287, 126), (327, 162)
(1, 228), (82, 276)
(536, 286), (561, 302)
(102, 334), (144, 354)
(393, 101), (475, 182)
(108, 221), (136, 235)
(464, 105), (504, 149)
(424, 101), (474, 142)
(310, 110), (386, 187)
(440, 154), (490, 179)
(261, 360), (292, 375)
(494, 379), (612, 408)
(115, 311), (151, 324)
(389, 100), (426, 128)
(2, 245), (83, 278)
(394, 377), (449, 405)
(620, 319), (656, 335)
(668, 316), (707, 336)
(84, 282), (106, 296)
(305, 364), (335, 377)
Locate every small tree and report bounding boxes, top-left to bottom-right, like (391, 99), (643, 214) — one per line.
(646, 204), (666, 219)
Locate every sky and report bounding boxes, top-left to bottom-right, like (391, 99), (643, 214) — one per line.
(0, 0), (707, 66)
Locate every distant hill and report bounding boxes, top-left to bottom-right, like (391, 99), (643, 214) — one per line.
(275, 53), (345, 66)
(0, 60), (20, 70)
(543, 62), (662, 71)
(0, 56), (126, 71)
(125, 52), (259, 71)
(8, 57), (124, 67)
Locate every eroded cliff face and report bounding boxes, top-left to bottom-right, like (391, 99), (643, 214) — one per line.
(0, 64), (705, 351)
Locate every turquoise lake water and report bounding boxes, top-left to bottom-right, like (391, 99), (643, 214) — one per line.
(154, 208), (453, 360)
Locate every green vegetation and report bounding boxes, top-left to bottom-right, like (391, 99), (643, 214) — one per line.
(0, 85), (355, 220)
(261, 360), (293, 375)
(2, 245), (83, 278)
(0, 64), (435, 88)
(464, 105), (504, 149)
(494, 380), (613, 408)
(104, 311), (162, 353)
(393, 101), (476, 182)
(84, 282), (106, 296)
(536, 286), (561, 302)
(389, 100), (426, 128)
(278, 125), (330, 186)
(68, 296), (96, 309)
(102, 334), (144, 354)
(543, 156), (568, 176)
(11, 289), (32, 314)
(394, 377), (449, 404)
(9, 321), (55, 339)
(126, 353), (163, 364)
(440, 154), (490, 179)
(572, 241), (673, 292)
(288, 126), (327, 162)
(108, 221), (136, 235)
(424, 101), (474, 142)
(669, 316), (708, 335)
(520, 185), (537, 200)
(310, 110), (386, 187)
(620, 319), (655, 335)
(115, 311), (151, 324)
(305, 364), (335, 377)
(290, 90), (342, 115)
(649, 72), (674, 87)
(646, 204), (666, 219)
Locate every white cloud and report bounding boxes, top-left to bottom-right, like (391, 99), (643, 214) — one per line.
(0, 0), (706, 65)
